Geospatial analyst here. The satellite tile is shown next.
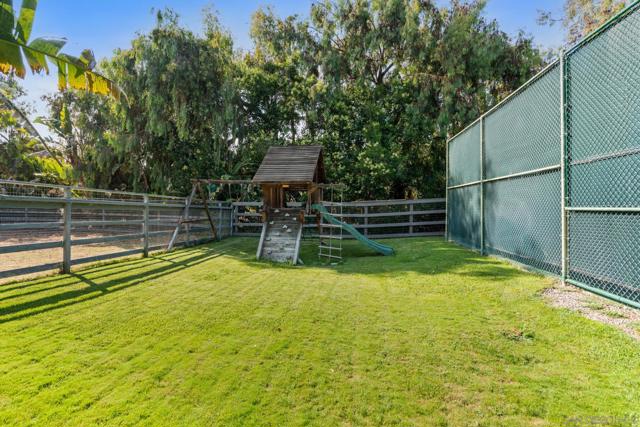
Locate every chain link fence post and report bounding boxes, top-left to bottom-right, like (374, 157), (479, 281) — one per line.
(560, 51), (569, 284)
(480, 116), (485, 255)
(445, 136), (449, 242)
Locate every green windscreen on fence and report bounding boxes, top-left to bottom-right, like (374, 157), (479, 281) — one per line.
(447, 122), (481, 250)
(567, 6), (640, 208)
(448, 123), (481, 187)
(484, 64), (561, 179)
(447, 1), (640, 308)
(484, 171), (561, 275)
(447, 185), (481, 250)
(565, 2), (640, 298)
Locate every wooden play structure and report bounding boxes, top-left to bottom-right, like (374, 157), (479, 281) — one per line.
(252, 145), (325, 264)
(171, 145), (394, 264)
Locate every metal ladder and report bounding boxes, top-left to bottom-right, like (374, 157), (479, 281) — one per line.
(318, 198), (343, 263)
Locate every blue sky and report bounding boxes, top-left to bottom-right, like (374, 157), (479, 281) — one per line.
(19, 0), (566, 120)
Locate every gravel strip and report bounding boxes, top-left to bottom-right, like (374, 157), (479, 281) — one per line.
(544, 282), (640, 341)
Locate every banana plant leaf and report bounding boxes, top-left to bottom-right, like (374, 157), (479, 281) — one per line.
(0, 0), (122, 99)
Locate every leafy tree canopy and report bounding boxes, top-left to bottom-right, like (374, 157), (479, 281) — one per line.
(538, 0), (628, 44)
(34, 1), (547, 199)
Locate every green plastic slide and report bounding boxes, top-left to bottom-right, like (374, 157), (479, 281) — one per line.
(312, 204), (395, 256)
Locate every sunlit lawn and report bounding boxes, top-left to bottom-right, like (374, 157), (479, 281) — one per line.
(0, 237), (638, 426)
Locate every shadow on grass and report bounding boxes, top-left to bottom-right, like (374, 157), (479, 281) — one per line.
(0, 247), (226, 324)
(0, 237), (529, 324)
(235, 236), (526, 282)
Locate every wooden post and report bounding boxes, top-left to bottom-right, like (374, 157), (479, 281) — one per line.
(230, 204), (235, 237)
(197, 183), (217, 241)
(62, 187), (72, 274)
(143, 194), (149, 257)
(409, 202), (414, 235)
(364, 205), (369, 236)
(217, 202), (223, 240)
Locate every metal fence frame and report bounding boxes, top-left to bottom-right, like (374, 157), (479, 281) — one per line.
(446, 0), (640, 309)
(0, 180), (233, 278)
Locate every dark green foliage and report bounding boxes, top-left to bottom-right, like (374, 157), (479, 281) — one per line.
(41, 2), (543, 198)
(42, 90), (124, 189)
(242, 0), (543, 199)
(99, 10), (239, 194)
(0, 75), (71, 182)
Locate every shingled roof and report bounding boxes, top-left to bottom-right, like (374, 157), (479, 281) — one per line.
(252, 145), (325, 184)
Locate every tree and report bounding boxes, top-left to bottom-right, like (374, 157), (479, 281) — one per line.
(234, 7), (320, 174)
(0, 74), (70, 182)
(0, 0), (121, 185)
(36, 2), (543, 199)
(41, 90), (125, 189)
(97, 9), (240, 194)
(538, 0), (628, 43)
(244, 0), (543, 199)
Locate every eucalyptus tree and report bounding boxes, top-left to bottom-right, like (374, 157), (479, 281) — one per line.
(100, 10), (239, 194)
(538, 0), (628, 43)
(246, 0), (543, 199)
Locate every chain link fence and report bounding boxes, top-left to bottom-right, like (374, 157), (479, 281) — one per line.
(446, 1), (640, 308)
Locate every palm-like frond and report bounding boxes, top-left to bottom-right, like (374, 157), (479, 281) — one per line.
(0, 0), (121, 98)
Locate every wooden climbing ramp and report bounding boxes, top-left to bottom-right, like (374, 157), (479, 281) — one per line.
(257, 208), (303, 264)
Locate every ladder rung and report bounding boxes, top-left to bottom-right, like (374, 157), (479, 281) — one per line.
(319, 254), (342, 260)
(319, 235), (344, 240)
(319, 245), (342, 251)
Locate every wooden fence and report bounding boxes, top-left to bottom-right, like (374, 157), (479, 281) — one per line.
(232, 199), (446, 239)
(0, 179), (445, 282)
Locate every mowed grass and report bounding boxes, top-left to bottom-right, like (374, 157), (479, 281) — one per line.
(0, 238), (639, 426)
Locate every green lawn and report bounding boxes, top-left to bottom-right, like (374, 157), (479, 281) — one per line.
(1, 237), (638, 426)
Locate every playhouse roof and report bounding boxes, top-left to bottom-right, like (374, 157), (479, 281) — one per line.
(252, 145), (325, 184)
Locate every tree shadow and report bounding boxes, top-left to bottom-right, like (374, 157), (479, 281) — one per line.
(328, 239), (527, 281)
(0, 236), (538, 325)
(0, 247), (226, 324)
(233, 236), (529, 283)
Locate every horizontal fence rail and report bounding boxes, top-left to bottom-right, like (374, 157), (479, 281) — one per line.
(1, 180), (445, 282)
(232, 199), (446, 239)
(0, 180), (233, 282)
(446, 1), (640, 309)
